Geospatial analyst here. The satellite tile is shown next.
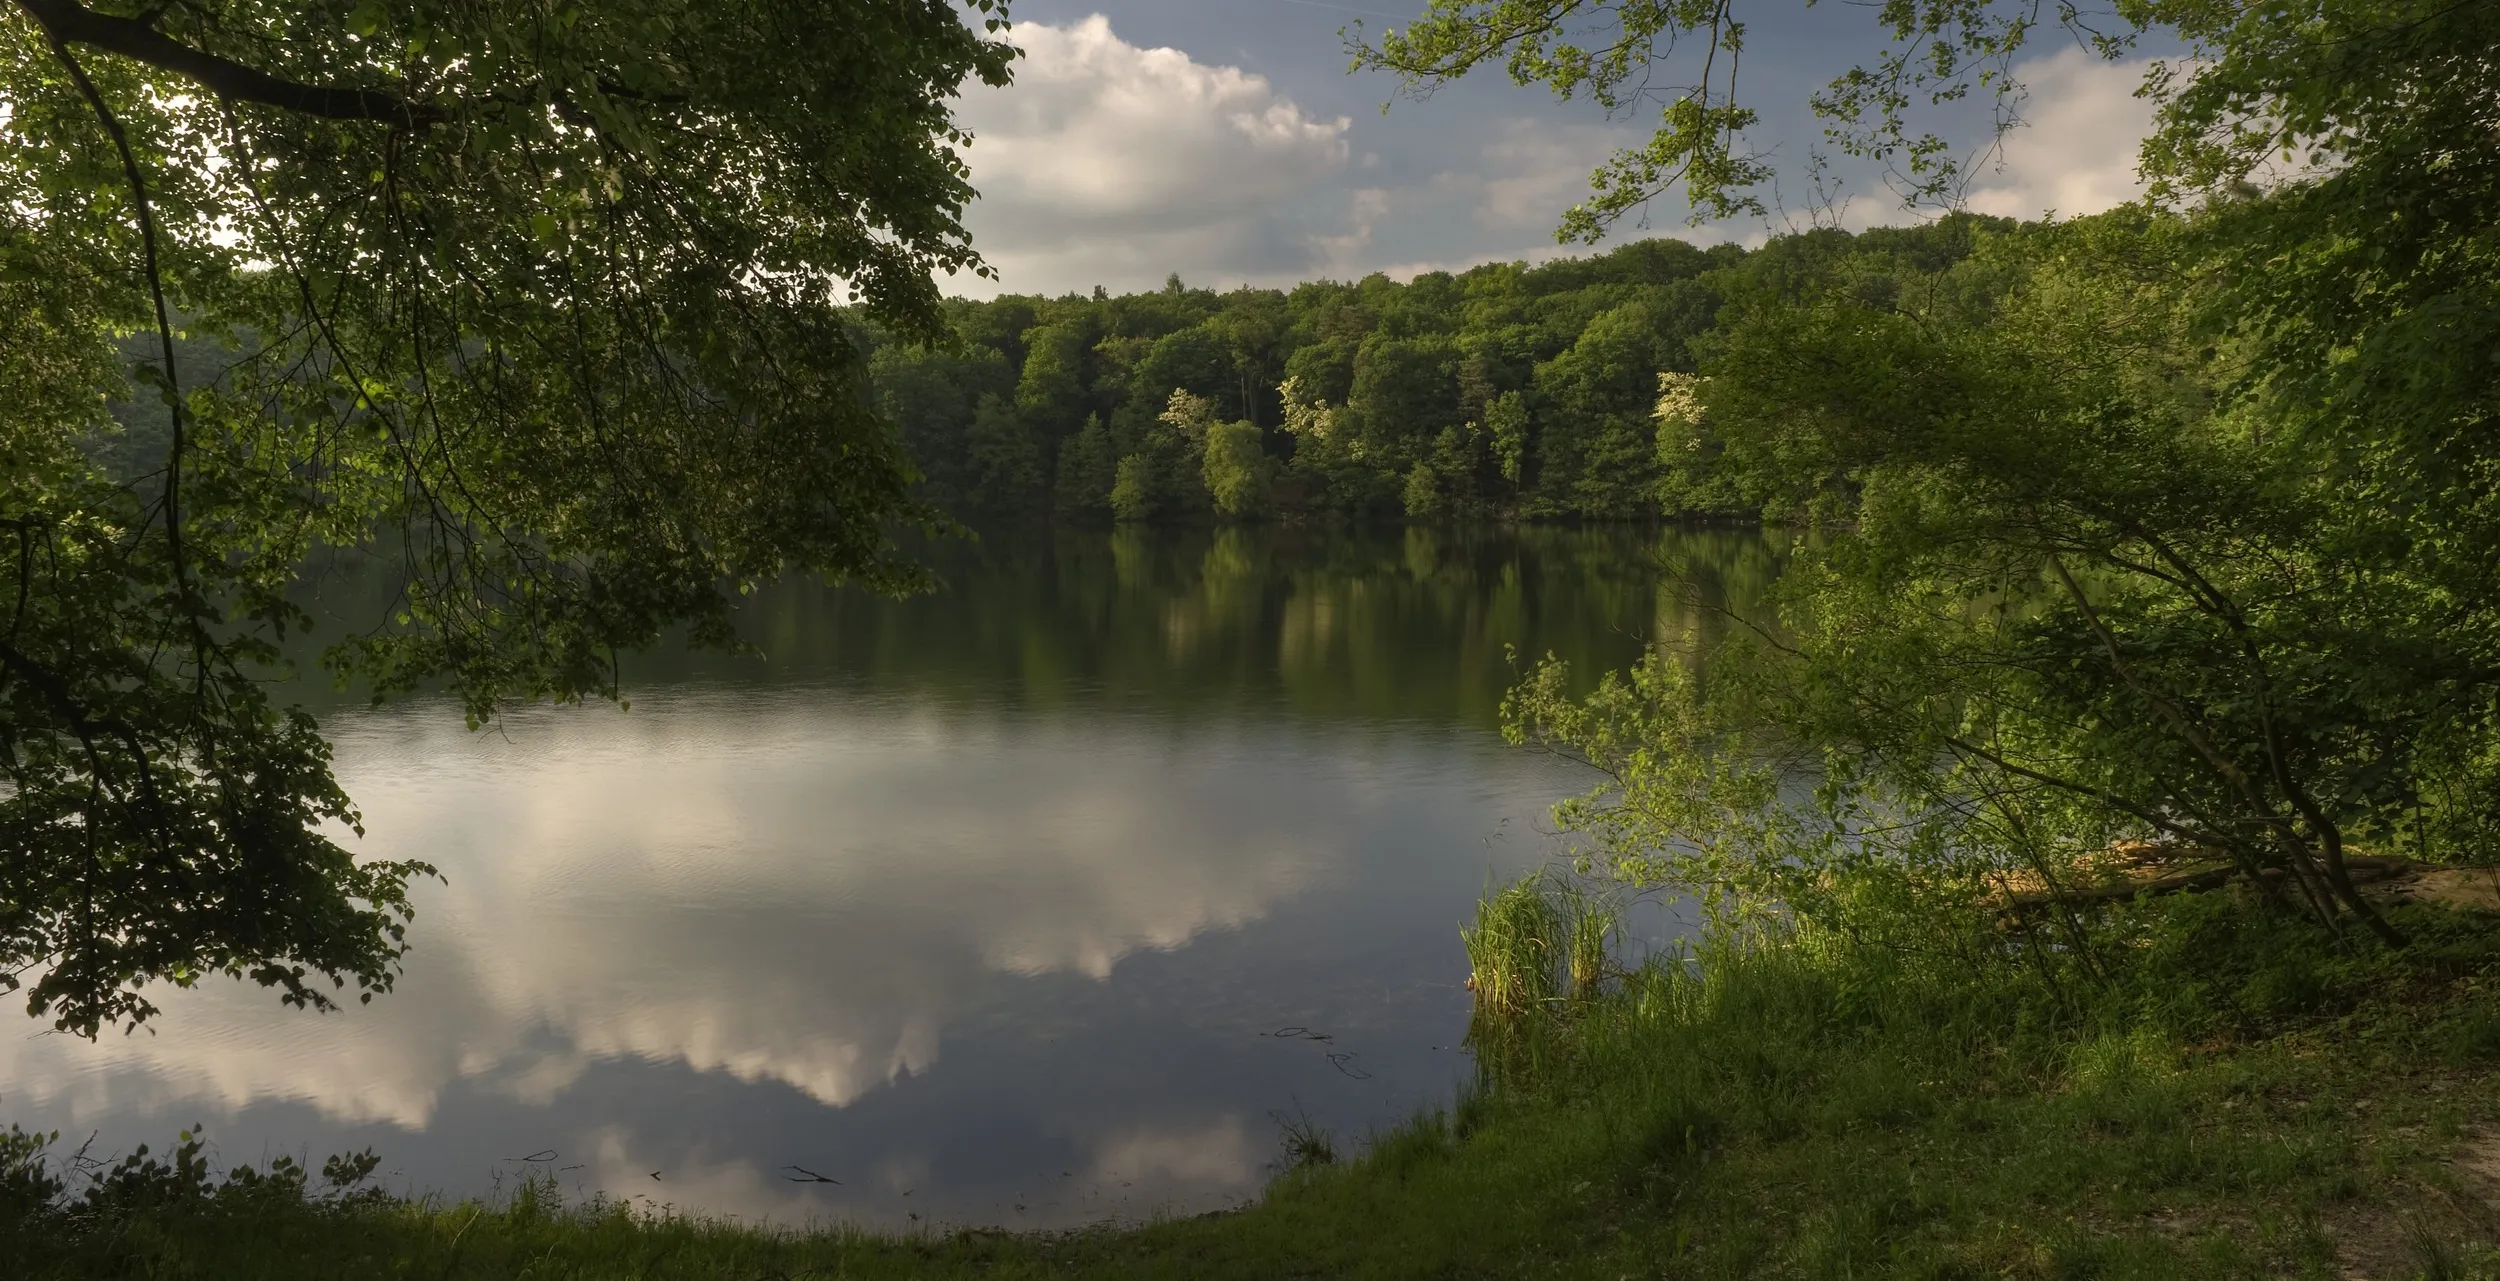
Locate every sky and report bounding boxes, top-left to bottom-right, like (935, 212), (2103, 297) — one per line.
(942, 1), (2169, 299)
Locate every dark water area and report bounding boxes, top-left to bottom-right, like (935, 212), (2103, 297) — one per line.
(1, 525), (1783, 1230)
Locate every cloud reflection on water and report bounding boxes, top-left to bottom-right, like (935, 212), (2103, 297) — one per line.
(1, 526), (1729, 1224)
(2, 691), (1353, 1133)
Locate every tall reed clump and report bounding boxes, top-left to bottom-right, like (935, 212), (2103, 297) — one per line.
(1464, 871), (1625, 1012)
(1464, 871), (1627, 1088)
(1463, 873), (1564, 1021)
(1555, 879), (1620, 998)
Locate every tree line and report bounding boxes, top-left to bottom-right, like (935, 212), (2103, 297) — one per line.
(859, 218), (2007, 526)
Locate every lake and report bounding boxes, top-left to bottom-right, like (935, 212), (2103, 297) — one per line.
(0, 525), (1782, 1230)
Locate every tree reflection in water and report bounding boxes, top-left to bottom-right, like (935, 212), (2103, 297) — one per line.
(0, 527), (1780, 1229)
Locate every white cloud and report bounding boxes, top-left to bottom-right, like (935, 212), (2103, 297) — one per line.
(1312, 186), (1392, 276)
(926, 20), (2170, 298)
(1965, 49), (2161, 220)
(1435, 118), (1625, 234)
(935, 17), (1762, 295)
(953, 15), (1352, 294)
(1303, 118), (1672, 281)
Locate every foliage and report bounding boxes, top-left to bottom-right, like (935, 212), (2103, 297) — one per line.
(1651, 371), (1739, 514)
(1344, 1), (2496, 259)
(1441, 0), (2500, 951)
(1484, 389), (1529, 486)
(864, 230), (2051, 527)
(0, 0), (1016, 1033)
(1504, 649), (1818, 920)
(869, 339), (1020, 516)
(2149, 0), (2500, 859)
(1108, 454), (1158, 523)
(1400, 459), (1442, 520)
(1511, 205), (2495, 950)
(967, 393), (1046, 518)
(2, 1120), (390, 1254)
(1201, 419), (1274, 520)
(1525, 298), (1687, 516)
(1052, 415), (1118, 522)
(1347, 0), (1771, 236)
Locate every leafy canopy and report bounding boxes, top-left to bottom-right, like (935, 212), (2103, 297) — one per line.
(1349, 0), (2482, 240)
(0, 0), (1016, 1034)
(1478, 0), (2500, 950)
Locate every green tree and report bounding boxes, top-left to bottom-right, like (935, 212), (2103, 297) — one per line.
(1053, 414), (1118, 522)
(1530, 301), (1679, 517)
(1015, 319), (1098, 439)
(1202, 420), (1274, 520)
(1400, 0), (2500, 950)
(1278, 371), (1398, 517)
(1211, 288), (1290, 426)
(1533, 205), (2491, 945)
(1345, 334), (1462, 464)
(0, 0), (1015, 1034)
(1127, 325), (1236, 422)
(1281, 334), (1360, 409)
(965, 393), (1045, 517)
(1108, 454), (1158, 523)
(1402, 460), (1444, 520)
(869, 340), (1018, 514)
(1485, 389), (1531, 489)
(1649, 371), (1741, 517)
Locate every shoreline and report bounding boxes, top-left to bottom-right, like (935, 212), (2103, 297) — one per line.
(12, 892), (2500, 1279)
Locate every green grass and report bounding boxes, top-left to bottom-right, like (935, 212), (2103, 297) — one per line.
(11, 893), (2500, 1279)
(1463, 870), (1568, 1020)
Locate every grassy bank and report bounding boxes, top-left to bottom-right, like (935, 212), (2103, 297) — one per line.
(10, 890), (2500, 1279)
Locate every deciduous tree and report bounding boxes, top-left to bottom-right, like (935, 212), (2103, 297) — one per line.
(0, 0), (1017, 1033)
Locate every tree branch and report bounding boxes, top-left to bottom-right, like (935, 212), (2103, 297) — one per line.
(13, 0), (438, 126)
(46, 36), (196, 631)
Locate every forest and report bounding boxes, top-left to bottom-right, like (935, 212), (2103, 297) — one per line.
(860, 222), (1982, 526)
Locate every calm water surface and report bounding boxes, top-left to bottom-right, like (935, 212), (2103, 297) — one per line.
(1, 527), (1781, 1229)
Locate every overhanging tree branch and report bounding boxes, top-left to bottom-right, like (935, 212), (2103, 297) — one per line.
(12, 0), (438, 126)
